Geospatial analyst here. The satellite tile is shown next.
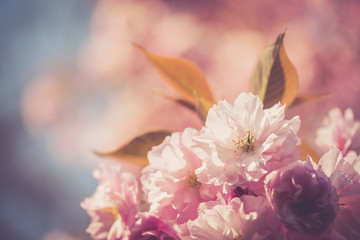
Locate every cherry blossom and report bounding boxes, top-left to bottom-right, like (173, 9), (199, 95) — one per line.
(81, 162), (140, 240)
(141, 128), (216, 226)
(315, 148), (360, 239)
(316, 108), (360, 155)
(265, 160), (339, 239)
(188, 194), (284, 240)
(196, 92), (300, 186)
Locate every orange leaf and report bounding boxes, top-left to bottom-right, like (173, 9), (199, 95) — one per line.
(94, 131), (171, 166)
(195, 91), (214, 123)
(154, 89), (213, 123)
(290, 93), (331, 108)
(250, 33), (299, 109)
(298, 140), (321, 164)
(153, 89), (196, 112)
(133, 43), (215, 105)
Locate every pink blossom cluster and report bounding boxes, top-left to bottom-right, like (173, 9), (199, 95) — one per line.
(82, 93), (360, 240)
(316, 108), (360, 156)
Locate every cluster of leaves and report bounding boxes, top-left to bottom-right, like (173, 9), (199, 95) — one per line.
(97, 33), (325, 165)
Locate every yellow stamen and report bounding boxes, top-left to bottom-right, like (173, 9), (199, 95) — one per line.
(234, 235), (244, 240)
(101, 206), (119, 220)
(188, 173), (201, 189)
(233, 131), (256, 152)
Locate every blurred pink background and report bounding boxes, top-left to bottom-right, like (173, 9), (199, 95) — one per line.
(1, 0), (360, 239)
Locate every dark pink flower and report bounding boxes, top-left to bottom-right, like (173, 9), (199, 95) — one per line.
(265, 161), (339, 239)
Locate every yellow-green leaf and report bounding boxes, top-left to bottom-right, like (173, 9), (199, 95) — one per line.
(133, 43), (215, 105)
(250, 33), (298, 109)
(94, 131), (171, 166)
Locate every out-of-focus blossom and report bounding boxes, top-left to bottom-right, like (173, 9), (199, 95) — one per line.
(265, 160), (339, 239)
(141, 128), (214, 225)
(81, 162), (140, 240)
(315, 148), (360, 239)
(78, 0), (163, 84)
(21, 68), (106, 166)
(195, 92), (300, 186)
(21, 70), (74, 133)
(188, 193), (283, 240)
(316, 108), (360, 155)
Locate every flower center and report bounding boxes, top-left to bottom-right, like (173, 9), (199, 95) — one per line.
(231, 186), (258, 199)
(188, 173), (201, 189)
(233, 131), (256, 152)
(101, 206), (119, 220)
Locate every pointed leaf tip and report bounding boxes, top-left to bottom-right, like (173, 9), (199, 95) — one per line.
(194, 90), (214, 123)
(299, 140), (321, 164)
(94, 130), (171, 166)
(250, 33), (298, 109)
(153, 89), (196, 112)
(133, 43), (215, 105)
(290, 93), (332, 108)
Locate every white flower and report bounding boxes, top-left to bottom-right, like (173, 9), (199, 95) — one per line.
(188, 194), (284, 240)
(195, 92), (301, 186)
